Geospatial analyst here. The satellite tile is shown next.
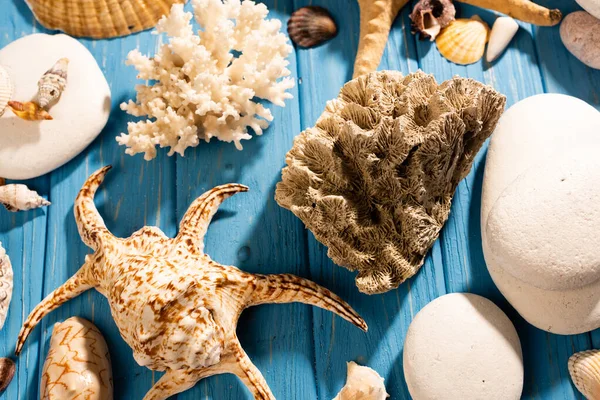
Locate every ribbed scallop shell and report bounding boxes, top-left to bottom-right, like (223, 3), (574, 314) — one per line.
(569, 349), (600, 400)
(288, 6), (337, 48)
(0, 66), (14, 118)
(436, 16), (490, 65)
(24, 0), (187, 39)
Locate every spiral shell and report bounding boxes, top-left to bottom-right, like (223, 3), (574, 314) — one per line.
(0, 66), (14, 118)
(0, 183), (51, 212)
(288, 6), (337, 48)
(0, 244), (13, 332)
(569, 349), (600, 400)
(38, 58), (68, 109)
(436, 16), (490, 65)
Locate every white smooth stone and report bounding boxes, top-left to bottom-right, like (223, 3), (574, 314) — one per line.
(576, 0), (600, 19)
(0, 34), (110, 180)
(560, 11), (600, 70)
(403, 293), (523, 400)
(482, 93), (600, 334)
(486, 17), (519, 62)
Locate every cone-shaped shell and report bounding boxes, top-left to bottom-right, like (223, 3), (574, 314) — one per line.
(0, 66), (14, 118)
(569, 349), (600, 400)
(288, 6), (337, 48)
(24, 0), (187, 39)
(38, 58), (69, 109)
(436, 16), (490, 65)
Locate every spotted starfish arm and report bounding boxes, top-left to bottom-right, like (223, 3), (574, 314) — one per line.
(175, 184), (249, 254)
(142, 368), (218, 400)
(227, 338), (275, 400)
(15, 263), (94, 355)
(75, 165), (117, 250)
(456, 0), (561, 26)
(249, 274), (368, 332)
(354, 0), (409, 78)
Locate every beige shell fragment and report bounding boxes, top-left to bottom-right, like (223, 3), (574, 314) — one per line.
(0, 66), (14, 117)
(275, 71), (506, 294)
(569, 349), (600, 400)
(0, 244), (13, 331)
(16, 166), (367, 400)
(333, 362), (389, 400)
(24, 0), (187, 39)
(0, 184), (50, 212)
(41, 317), (113, 400)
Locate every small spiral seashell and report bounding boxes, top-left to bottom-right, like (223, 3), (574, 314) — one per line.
(288, 6), (337, 48)
(37, 58), (69, 109)
(0, 244), (13, 333)
(0, 358), (15, 394)
(0, 66), (14, 118)
(569, 349), (600, 400)
(436, 16), (490, 65)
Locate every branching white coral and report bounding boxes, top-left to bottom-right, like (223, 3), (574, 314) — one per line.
(119, 0), (295, 160)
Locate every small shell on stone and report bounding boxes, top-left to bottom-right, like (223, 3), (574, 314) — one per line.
(410, 0), (456, 41)
(0, 244), (13, 332)
(333, 361), (389, 400)
(486, 17), (519, 62)
(8, 101), (53, 121)
(436, 16), (490, 65)
(0, 66), (14, 118)
(288, 6), (338, 48)
(0, 358), (15, 393)
(0, 183), (50, 212)
(38, 58), (69, 109)
(569, 349), (600, 400)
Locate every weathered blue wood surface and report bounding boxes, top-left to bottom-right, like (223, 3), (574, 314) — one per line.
(0, 0), (599, 398)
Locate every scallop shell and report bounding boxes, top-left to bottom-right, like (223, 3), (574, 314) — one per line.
(569, 349), (600, 400)
(41, 317), (113, 399)
(436, 16), (490, 65)
(0, 66), (14, 118)
(0, 244), (13, 332)
(288, 6), (338, 48)
(0, 358), (15, 394)
(38, 58), (69, 109)
(24, 0), (187, 39)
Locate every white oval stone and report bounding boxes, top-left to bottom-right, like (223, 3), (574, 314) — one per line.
(482, 93), (600, 334)
(560, 11), (600, 70)
(403, 293), (523, 400)
(576, 0), (600, 19)
(0, 34), (110, 180)
(486, 17), (519, 62)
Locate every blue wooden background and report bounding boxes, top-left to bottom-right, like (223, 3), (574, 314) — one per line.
(1, 0), (599, 398)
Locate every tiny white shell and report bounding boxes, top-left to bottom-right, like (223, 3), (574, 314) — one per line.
(0, 243), (13, 331)
(333, 361), (389, 400)
(486, 17), (519, 62)
(0, 66), (14, 117)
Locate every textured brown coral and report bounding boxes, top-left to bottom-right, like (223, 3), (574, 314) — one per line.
(275, 71), (506, 294)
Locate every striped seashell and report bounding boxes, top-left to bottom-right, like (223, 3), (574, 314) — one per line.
(288, 6), (338, 48)
(0, 66), (14, 118)
(38, 58), (69, 109)
(569, 349), (600, 400)
(436, 16), (490, 65)
(0, 244), (13, 332)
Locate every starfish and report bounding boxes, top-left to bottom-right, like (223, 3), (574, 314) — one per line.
(15, 166), (367, 400)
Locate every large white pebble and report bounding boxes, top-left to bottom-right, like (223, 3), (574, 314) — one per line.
(482, 93), (600, 334)
(0, 34), (110, 180)
(576, 0), (600, 19)
(560, 11), (600, 70)
(403, 293), (523, 400)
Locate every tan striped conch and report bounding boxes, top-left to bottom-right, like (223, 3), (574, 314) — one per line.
(16, 166), (367, 400)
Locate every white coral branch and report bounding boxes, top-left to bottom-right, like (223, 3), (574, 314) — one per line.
(119, 0), (295, 160)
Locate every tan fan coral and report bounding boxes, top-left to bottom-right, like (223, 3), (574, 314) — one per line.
(16, 166), (366, 400)
(275, 71), (506, 294)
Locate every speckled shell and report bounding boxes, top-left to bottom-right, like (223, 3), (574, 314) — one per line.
(0, 244), (13, 331)
(288, 6), (338, 48)
(436, 16), (490, 65)
(38, 58), (68, 109)
(25, 0), (187, 39)
(0, 66), (14, 117)
(333, 362), (389, 400)
(0, 184), (50, 212)
(40, 317), (113, 400)
(569, 349), (600, 400)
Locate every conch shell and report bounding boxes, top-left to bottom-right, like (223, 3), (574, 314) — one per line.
(569, 349), (600, 400)
(333, 362), (389, 400)
(0, 183), (50, 212)
(8, 101), (52, 121)
(0, 66), (14, 117)
(0, 244), (13, 331)
(436, 16), (490, 65)
(40, 317), (113, 400)
(38, 58), (68, 109)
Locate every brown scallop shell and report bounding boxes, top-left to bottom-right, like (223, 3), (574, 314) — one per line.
(0, 358), (15, 393)
(288, 6), (338, 48)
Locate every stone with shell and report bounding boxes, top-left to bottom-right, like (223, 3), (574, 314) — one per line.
(15, 166), (367, 400)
